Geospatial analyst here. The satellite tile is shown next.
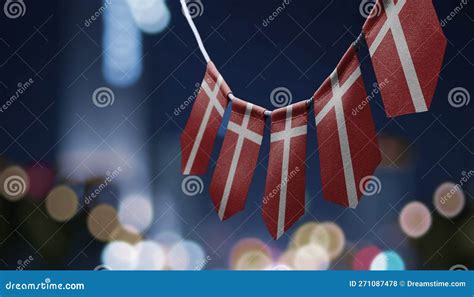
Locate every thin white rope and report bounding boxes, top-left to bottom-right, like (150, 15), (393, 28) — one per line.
(180, 0), (211, 63)
(180, 0), (317, 117)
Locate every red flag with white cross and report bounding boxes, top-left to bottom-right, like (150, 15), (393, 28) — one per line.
(180, 62), (232, 175)
(313, 46), (381, 208)
(210, 98), (266, 220)
(263, 101), (307, 239)
(363, 0), (447, 117)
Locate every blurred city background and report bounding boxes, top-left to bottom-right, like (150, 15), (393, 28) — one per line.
(0, 0), (472, 270)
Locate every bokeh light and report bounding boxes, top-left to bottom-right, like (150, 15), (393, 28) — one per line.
(370, 250), (405, 270)
(0, 165), (30, 201)
(293, 243), (330, 270)
(110, 224), (143, 244)
(378, 135), (412, 167)
(289, 222), (322, 249)
(135, 240), (166, 270)
(399, 201), (432, 238)
(26, 164), (55, 199)
(127, 0), (171, 34)
(269, 264), (292, 270)
(87, 204), (119, 241)
(167, 240), (190, 270)
(352, 245), (381, 270)
(230, 238), (271, 269)
(182, 240), (206, 270)
(45, 185), (79, 222)
(103, 0), (143, 87)
(234, 250), (272, 270)
(118, 195), (153, 233)
(320, 222), (346, 260)
(277, 249), (296, 269)
(433, 182), (465, 218)
(102, 241), (137, 270)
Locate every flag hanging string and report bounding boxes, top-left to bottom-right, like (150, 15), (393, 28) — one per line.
(179, 0), (317, 118)
(180, 0), (211, 63)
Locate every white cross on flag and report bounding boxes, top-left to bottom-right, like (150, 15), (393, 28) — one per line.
(210, 98), (266, 220)
(181, 62), (232, 175)
(263, 101), (307, 239)
(363, 0), (447, 117)
(313, 46), (381, 208)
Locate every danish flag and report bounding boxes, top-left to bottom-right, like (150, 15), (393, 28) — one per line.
(181, 62), (232, 175)
(363, 0), (447, 117)
(313, 46), (381, 208)
(210, 98), (266, 220)
(263, 101), (307, 239)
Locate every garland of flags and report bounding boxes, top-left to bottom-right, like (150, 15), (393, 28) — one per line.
(179, 0), (447, 239)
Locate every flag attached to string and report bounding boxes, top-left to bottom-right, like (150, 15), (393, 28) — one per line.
(363, 0), (447, 117)
(263, 101), (307, 239)
(314, 46), (381, 208)
(181, 62), (232, 175)
(178, 0), (447, 239)
(210, 98), (266, 220)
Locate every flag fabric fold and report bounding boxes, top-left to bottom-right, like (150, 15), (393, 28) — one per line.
(263, 101), (307, 239)
(362, 0), (447, 117)
(210, 98), (266, 220)
(180, 62), (232, 175)
(313, 46), (381, 208)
